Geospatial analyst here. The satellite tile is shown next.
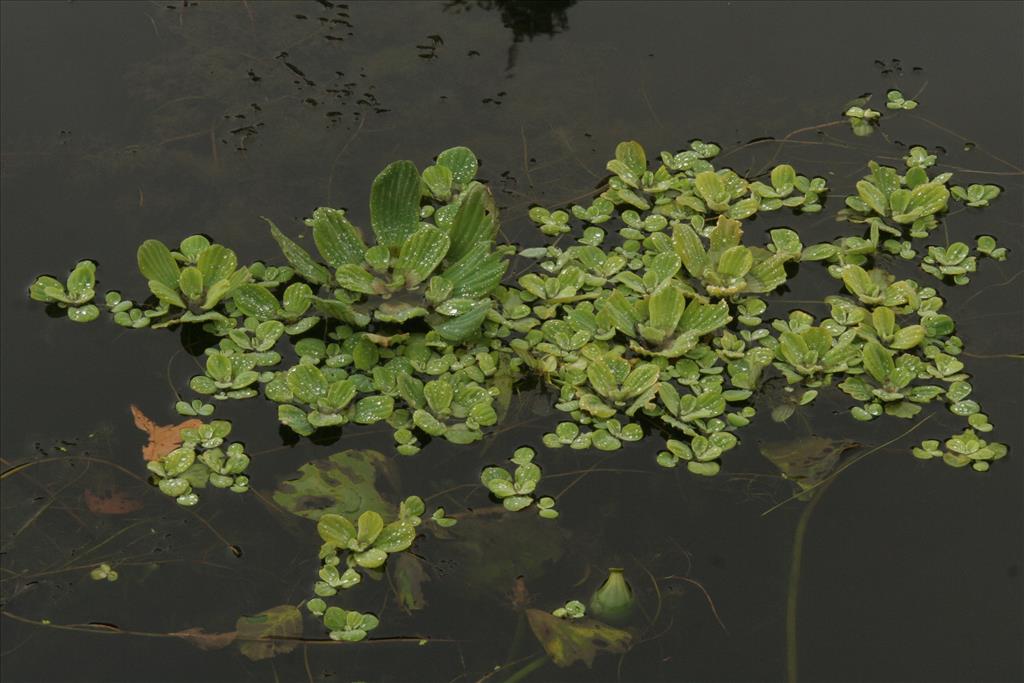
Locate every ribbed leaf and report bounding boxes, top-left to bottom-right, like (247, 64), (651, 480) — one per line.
(137, 239), (180, 290)
(708, 216), (743, 258)
(779, 331), (809, 366)
(443, 245), (508, 298)
(233, 284), (283, 319)
(436, 147), (478, 187)
(307, 208), (367, 267)
(334, 265), (379, 295)
(587, 360), (618, 398)
(717, 245), (753, 278)
(178, 266), (204, 300)
(620, 363), (659, 398)
(647, 281), (686, 333)
(288, 364), (328, 404)
(678, 299), (730, 336)
(746, 252), (788, 293)
(856, 180), (888, 215)
(431, 300), (491, 341)
(871, 307), (896, 339)
(396, 226), (450, 288)
(370, 160), (422, 248)
(863, 341), (894, 383)
(197, 244), (237, 284)
(599, 290), (641, 338)
(447, 183), (497, 262)
(266, 219), (329, 285)
(672, 224), (708, 279)
(694, 171), (728, 208)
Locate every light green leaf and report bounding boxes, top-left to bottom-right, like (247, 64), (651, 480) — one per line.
(370, 160), (422, 247)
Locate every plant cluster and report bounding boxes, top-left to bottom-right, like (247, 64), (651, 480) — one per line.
(28, 105), (1013, 649)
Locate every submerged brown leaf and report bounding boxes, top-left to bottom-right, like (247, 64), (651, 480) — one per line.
(130, 405), (202, 462)
(759, 436), (860, 491)
(235, 604), (302, 661)
(525, 608), (633, 668)
(170, 627), (237, 651)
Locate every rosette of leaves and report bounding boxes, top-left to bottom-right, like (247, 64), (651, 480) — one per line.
(747, 164), (826, 213)
(673, 217), (794, 297)
(651, 377), (745, 443)
(844, 105), (880, 136)
(769, 323), (861, 387)
(266, 148), (508, 342)
(393, 371), (499, 453)
(656, 431), (738, 476)
(480, 447), (558, 516)
(950, 183), (1000, 207)
(921, 243), (976, 285)
(267, 362), (391, 436)
(855, 306), (926, 351)
(903, 146), (937, 169)
(913, 430), (1008, 472)
(553, 600), (587, 619)
(840, 161), (951, 239)
(598, 281), (732, 358)
(838, 265), (919, 311)
(975, 236), (1007, 261)
(231, 282), (320, 335)
(321, 607), (380, 642)
(598, 140), (824, 221)
(104, 291), (160, 328)
(189, 350), (261, 400)
(29, 260), (100, 322)
(837, 342), (943, 420)
(146, 420), (249, 506)
(315, 509), (418, 593)
(885, 89), (918, 110)
(136, 235), (250, 327)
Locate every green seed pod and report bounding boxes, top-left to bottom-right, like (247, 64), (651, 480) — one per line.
(589, 568), (634, 624)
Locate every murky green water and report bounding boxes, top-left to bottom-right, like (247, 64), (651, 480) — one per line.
(2, 2), (1021, 681)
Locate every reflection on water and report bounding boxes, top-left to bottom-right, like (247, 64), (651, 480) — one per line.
(2, 2), (1022, 682)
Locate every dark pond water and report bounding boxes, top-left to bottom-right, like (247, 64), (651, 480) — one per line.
(2, 2), (1022, 681)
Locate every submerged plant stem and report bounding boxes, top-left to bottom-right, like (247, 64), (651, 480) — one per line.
(786, 479), (833, 683)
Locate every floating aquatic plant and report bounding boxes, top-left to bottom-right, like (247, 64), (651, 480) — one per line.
(25, 91), (1015, 653)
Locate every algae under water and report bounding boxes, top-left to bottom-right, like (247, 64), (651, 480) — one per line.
(2, 2), (1022, 682)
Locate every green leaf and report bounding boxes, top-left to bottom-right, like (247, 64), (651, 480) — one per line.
(647, 281), (686, 334)
(356, 510), (385, 547)
(856, 180), (888, 215)
(431, 300), (491, 342)
(448, 183), (498, 262)
(717, 245), (753, 278)
(396, 226), (450, 287)
(318, 513), (356, 548)
(587, 360), (618, 398)
(335, 264), (380, 295)
(233, 285), (283, 319)
(65, 261), (96, 300)
(197, 244), (237, 285)
(374, 520), (417, 553)
(862, 341), (894, 383)
(672, 223), (709, 279)
(266, 219), (329, 285)
(137, 239), (181, 290)
(370, 160), (422, 248)
(308, 208), (367, 267)
(436, 146), (478, 187)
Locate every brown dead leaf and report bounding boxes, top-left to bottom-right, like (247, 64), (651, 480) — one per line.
(131, 405), (202, 462)
(84, 488), (143, 515)
(170, 627), (237, 651)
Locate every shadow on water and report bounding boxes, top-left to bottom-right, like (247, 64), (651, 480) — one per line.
(1, 2), (1022, 682)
